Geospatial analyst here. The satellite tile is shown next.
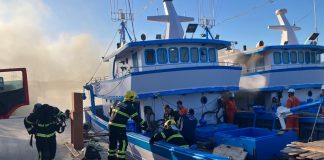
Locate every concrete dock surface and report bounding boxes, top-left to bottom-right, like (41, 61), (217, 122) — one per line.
(0, 117), (74, 160)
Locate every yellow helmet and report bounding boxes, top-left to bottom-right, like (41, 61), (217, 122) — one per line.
(124, 90), (137, 101)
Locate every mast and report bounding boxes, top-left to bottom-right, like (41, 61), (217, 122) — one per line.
(147, 0), (194, 39)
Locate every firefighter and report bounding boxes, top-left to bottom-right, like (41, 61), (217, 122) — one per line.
(286, 88), (301, 134)
(149, 119), (189, 148)
(108, 90), (148, 160)
(24, 103), (66, 160)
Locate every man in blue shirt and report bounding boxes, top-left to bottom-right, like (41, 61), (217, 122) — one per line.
(179, 108), (198, 146)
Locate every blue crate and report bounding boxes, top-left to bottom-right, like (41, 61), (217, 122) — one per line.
(195, 123), (238, 141)
(214, 127), (297, 160)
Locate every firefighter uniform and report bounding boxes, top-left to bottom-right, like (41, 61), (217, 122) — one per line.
(108, 91), (147, 160)
(149, 120), (189, 148)
(24, 104), (65, 160)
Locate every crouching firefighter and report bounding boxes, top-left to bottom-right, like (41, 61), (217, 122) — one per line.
(24, 103), (68, 160)
(149, 119), (189, 148)
(108, 90), (148, 160)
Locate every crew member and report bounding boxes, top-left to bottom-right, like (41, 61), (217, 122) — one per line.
(225, 96), (237, 123)
(286, 88), (301, 134)
(176, 100), (188, 116)
(320, 85), (324, 116)
(163, 104), (179, 123)
(24, 103), (66, 160)
(150, 119), (189, 148)
(179, 109), (198, 146)
(108, 90), (147, 160)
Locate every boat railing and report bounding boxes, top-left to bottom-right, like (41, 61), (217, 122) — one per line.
(90, 62), (241, 83)
(242, 63), (324, 74)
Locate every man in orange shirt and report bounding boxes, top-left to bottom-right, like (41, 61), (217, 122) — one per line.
(225, 96), (237, 124)
(286, 88), (300, 134)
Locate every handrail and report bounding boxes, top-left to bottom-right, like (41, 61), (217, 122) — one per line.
(242, 64), (324, 74)
(91, 62), (241, 83)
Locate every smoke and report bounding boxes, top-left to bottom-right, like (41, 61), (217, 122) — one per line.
(0, 0), (108, 115)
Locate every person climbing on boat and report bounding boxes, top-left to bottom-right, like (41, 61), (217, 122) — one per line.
(225, 96), (237, 124)
(108, 90), (148, 160)
(163, 104), (179, 123)
(178, 108), (198, 146)
(149, 119), (189, 148)
(286, 88), (301, 134)
(24, 103), (67, 160)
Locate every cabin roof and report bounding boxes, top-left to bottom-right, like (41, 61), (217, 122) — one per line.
(243, 45), (324, 55)
(104, 39), (231, 61)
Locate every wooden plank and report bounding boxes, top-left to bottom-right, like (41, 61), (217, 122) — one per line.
(299, 151), (317, 158)
(306, 153), (324, 159)
(65, 142), (80, 158)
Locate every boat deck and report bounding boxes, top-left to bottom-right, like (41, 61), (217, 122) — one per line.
(0, 117), (74, 160)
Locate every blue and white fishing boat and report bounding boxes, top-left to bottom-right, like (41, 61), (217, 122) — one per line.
(220, 8), (324, 140)
(84, 1), (301, 160)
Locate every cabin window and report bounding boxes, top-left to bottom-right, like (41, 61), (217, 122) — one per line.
(282, 51), (290, 64)
(157, 48), (168, 64)
(180, 47), (190, 63)
(273, 52), (281, 64)
(305, 51), (311, 64)
(144, 49), (156, 65)
(208, 48), (217, 62)
(290, 51), (297, 64)
(200, 48), (208, 62)
(191, 48), (199, 63)
(298, 51), (304, 64)
(316, 52), (321, 64)
(311, 51), (316, 64)
(169, 47), (179, 63)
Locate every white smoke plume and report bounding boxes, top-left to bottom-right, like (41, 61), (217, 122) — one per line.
(0, 0), (109, 115)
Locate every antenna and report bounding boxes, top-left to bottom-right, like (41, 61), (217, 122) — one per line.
(313, 0), (318, 33)
(110, 0), (135, 45)
(198, 0), (216, 39)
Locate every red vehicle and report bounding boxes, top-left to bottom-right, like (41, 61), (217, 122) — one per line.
(0, 68), (29, 119)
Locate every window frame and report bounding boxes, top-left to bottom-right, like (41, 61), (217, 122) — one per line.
(157, 48), (168, 64)
(180, 47), (190, 63)
(144, 49), (156, 65)
(168, 47), (179, 63)
(200, 47), (208, 63)
(190, 47), (199, 63)
(208, 48), (217, 62)
(282, 51), (290, 64)
(297, 51), (304, 64)
(273, 51), (282, 64)
(290, 51), (297, 64)
(305, 51), (311, 64)
(311, 51), (316, 64)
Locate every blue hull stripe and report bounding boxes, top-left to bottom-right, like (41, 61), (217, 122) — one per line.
(85, 111), (228, 160)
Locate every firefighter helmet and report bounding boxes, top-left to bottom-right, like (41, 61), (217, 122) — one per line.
(124, 90), (137, 101)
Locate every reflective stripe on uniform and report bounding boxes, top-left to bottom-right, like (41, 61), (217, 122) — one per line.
(166, 134), (183, 142)
(130, 112), (138, 118)
(37, 122), (55, 127)
(161, 132), (166, 139)
(27, 127), (33, 132)
(181, 145), (189, 148)
(140, 120), (145, 125)
(108, 149), (117, 156)
(36, 132), (55, 138)
(122, 140), (127, 151)
(108, 121), (126, 128)
(25, 118), (33, 125)
(117, 154), (126, 158)
(56, 112), (64, 117)
(113, 109), (130, 118)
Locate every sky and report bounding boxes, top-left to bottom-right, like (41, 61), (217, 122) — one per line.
(0, 0), (323, 115)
